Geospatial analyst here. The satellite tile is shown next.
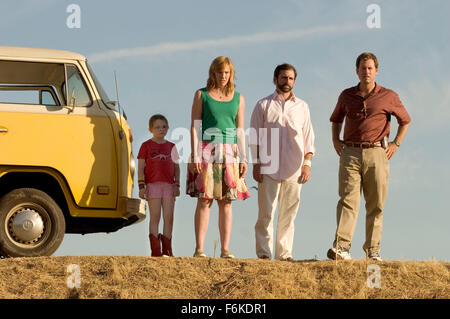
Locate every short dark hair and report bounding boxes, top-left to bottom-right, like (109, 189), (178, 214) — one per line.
(273, 63), (297, 80)
(149, 114), (168, 129)
(356, 52), (379, 69)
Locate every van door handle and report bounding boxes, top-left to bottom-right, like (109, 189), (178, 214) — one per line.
(0, 127), (8, 133)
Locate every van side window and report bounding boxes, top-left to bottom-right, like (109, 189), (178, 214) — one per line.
(41, 90), (57, 106)
(0, 60), (62, 106)
(0, 89), (39, 104)
(65, 64), (92, 107)
(0, 87), (58, 106)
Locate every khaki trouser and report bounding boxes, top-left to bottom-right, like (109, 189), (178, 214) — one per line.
(255, 175), (302, 260)
(334, 146), (389, 254)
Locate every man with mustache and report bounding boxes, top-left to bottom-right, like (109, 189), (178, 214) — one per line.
(250, 63), (316, 261)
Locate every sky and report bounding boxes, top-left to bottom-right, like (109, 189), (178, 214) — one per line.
(1, 0), (449, 261)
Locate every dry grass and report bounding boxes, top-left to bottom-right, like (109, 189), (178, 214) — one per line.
(0, 256), (448, 299)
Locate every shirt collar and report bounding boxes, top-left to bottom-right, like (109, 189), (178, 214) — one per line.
(354, 82), (381, 97)
(272, 90), (297, 102)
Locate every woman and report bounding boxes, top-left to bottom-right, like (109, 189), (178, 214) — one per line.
(187, 56), (249, 258)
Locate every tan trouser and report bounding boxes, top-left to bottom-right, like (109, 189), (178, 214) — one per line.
(255, 175), (302, 260)
(334, 146), (389, 253)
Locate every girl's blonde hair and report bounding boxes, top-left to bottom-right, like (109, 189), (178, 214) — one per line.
(206, 56), (235, 96)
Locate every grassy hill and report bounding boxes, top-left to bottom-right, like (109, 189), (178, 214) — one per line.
(0, 256), (448, 299)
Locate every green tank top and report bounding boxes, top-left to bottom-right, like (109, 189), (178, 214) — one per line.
(200, 87), (240, 144)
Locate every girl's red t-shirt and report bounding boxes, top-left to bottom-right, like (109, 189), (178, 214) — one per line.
(137, 139), (179, 184)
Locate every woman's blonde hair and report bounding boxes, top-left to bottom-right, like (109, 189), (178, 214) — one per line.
(206, 56), (235, 96)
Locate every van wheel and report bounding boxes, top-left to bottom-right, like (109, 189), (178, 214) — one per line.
(0, 188), (65, 257)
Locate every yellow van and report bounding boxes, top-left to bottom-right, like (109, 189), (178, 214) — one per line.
(0, 46), (145, 257)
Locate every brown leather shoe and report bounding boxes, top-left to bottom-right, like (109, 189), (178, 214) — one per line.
(258, 255), (270, 260)
(281, 257), (294, 262)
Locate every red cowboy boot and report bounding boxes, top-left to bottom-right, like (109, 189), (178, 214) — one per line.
(149, 234), (162, 257)
(160, 234), (173, 257)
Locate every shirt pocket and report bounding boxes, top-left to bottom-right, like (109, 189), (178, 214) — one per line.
(346, 102), (365, 120)
(285, 117), (302, 140)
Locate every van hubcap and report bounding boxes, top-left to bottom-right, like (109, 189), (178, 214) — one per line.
(8, 209), (45, 244)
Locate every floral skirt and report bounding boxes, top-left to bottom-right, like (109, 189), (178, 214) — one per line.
(186, 142), (250, 201)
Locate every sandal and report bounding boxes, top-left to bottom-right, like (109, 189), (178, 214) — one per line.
(220, 250), (235, 258)
(193, 250), (207, 257)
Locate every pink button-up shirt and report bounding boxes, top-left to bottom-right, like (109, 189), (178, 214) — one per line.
(250, 91), (316, 181)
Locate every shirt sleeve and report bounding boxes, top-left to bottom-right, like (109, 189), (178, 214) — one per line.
(171, 144), (180, 164)
(390, 92), (411, 125)
(249, 100), (264, 146)
(137, 142), (147, 159)
(303, 104), (316, 156)
(329, 92), (346, 123)
(249, 100), (264, 163)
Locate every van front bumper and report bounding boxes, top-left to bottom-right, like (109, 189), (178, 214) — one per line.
(123, 197), (146, 225)
(65, 197), (147, 234)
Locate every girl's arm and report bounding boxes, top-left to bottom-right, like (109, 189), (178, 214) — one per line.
(173, 163), (180, 197)
(174, 163), (180, 185)
(137, 159), (146, 199)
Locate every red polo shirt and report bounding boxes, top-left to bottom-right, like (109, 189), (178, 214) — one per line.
(330, 83), (411, 142)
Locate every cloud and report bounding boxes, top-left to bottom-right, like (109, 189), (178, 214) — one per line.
(400, 78), (450, 131)
(88, 24), (362, 63)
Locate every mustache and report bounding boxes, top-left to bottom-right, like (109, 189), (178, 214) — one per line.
(277, 84), (292, 92)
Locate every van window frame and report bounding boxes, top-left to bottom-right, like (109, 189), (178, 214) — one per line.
(86, 62), (115, 110)
(0, 84), (60, 106)
(62, 63), (93, 108)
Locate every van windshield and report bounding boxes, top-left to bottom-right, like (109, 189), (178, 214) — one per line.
(86, 62), (115, 109)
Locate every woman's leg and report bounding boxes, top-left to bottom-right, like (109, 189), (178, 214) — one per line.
(194, 198), (213, 252)
(218, 199), (233, 253)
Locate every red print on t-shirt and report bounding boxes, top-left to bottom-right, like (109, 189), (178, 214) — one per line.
(151, 151), (169, 160)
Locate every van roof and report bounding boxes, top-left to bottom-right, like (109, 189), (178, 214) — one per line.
(0, 46), (86, 61)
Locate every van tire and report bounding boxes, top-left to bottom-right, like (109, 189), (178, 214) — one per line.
(0, 188), (65, 257)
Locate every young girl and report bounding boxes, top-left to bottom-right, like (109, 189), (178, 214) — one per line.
(138, 114), (180, 257)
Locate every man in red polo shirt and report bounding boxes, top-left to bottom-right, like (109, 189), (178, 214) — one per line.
(327, 52), (411, 261)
